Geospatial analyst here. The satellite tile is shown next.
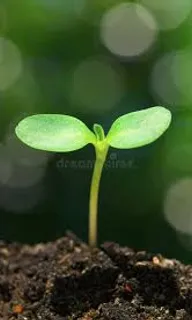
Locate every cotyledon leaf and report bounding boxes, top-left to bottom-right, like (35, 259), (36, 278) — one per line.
(15, 114), (96, 152)
(106, 106), (172, 149)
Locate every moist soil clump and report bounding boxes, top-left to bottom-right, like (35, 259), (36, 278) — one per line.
(0, 232), (192, 320)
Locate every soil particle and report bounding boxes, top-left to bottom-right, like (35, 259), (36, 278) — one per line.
(0, 233), (192, 319)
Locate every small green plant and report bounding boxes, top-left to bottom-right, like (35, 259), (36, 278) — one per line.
(15, 106), (171, 247)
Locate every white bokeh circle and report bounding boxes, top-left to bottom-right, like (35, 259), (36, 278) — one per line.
(5, 134), (50, 168)
(100, 3), (158, 58)
(150, 52), (183, 107)
(4, 165), (46, 189)
(164, 179), (192, 235)
(139, 0), (192, 30)
(171, 50), (192, 105)
(0, 134), (48, 189)
(0, 183), (44, 213)
(0, 37), (22, 91)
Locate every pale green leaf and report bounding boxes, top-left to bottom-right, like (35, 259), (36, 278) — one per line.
(106, 106), (171, 149)
(15, 114), (96, 152)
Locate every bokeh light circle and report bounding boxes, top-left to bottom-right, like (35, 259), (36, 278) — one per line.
(100, 3), (158, 58)
(0, 143), (46, 189)
(150, 52), (182, 107)
(0, 131), (48, 189)
(164, 179), (192, 235)
(171, 50), (192, 105)
(151, 50), (192, 108)
(5, 134), (50, 168)
(68, 56), (126, 114)
(139, 0), (192, 30)
(0, 184), (44, 213)
(0, 37), (22, 91)
(4, 165), (46, 189)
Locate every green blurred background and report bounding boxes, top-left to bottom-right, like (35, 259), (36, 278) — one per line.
(1, 0), (192, 263)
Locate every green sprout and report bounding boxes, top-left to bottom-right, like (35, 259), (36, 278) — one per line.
(15, 106), (171, 247)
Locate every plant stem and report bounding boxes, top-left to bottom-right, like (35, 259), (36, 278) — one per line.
(89, 143), (109, 247)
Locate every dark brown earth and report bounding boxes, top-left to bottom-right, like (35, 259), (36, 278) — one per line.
(0, 232), (192, 320)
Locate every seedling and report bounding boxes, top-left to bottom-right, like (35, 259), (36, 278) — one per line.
(15, 106), (171, 247)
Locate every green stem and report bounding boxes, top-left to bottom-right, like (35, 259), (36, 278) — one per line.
(89, 143), (109, 247)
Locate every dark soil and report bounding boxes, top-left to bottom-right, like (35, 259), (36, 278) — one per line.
(0, 232), (192, 320)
